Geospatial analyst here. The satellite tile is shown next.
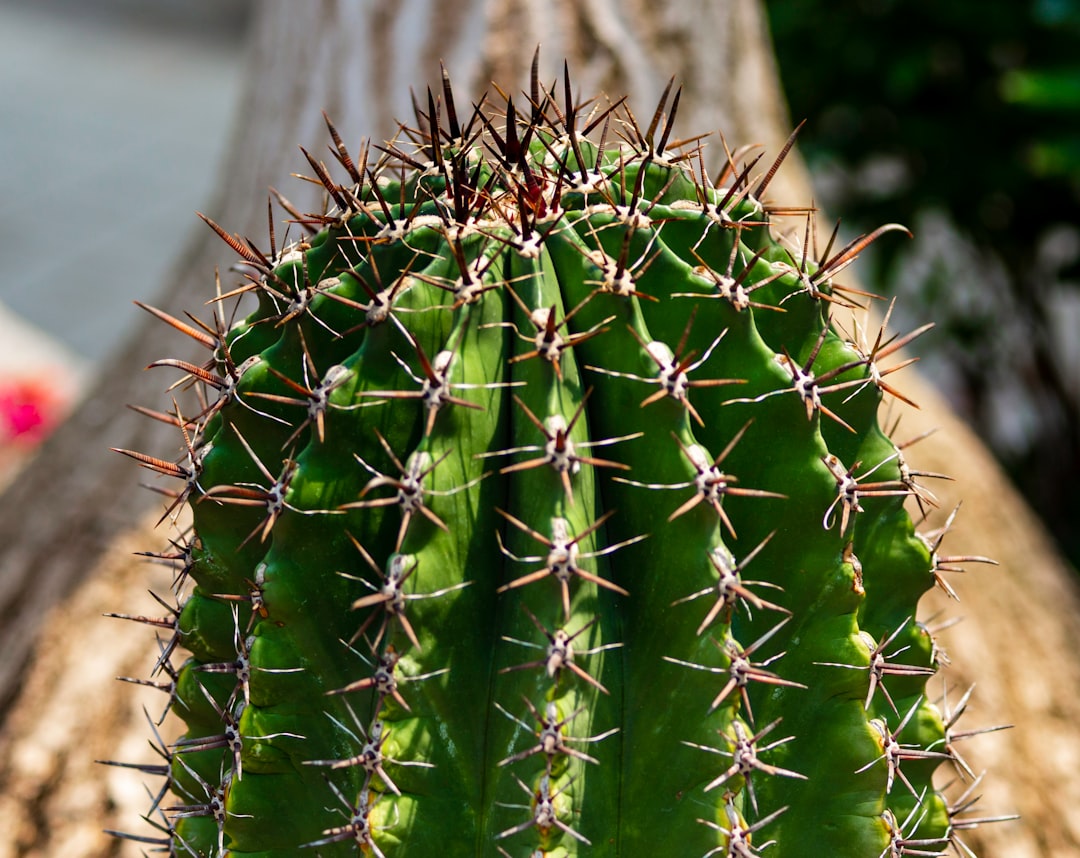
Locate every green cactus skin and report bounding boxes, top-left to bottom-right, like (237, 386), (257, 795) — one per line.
(110, 59), (1006, 858)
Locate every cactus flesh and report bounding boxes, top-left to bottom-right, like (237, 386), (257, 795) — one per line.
(112, 59), (1006, 857)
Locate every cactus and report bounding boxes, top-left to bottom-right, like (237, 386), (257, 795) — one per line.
(110, 57), (1009, 857)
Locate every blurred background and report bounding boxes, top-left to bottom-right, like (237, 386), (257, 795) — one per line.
(1, 0), (1077, 569)
(0, 0), (250, 481)
(768, 0), (1080, 570)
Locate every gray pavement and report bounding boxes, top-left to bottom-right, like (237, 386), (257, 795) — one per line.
(0, 1), (250, 368)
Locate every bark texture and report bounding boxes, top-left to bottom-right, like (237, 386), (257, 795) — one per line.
(1, 1), (1077, 855)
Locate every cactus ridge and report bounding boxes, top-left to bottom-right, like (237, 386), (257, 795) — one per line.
(109, 55), (1013, 857)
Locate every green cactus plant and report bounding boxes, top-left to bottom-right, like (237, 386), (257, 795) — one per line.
(109, 57), (1010, 857)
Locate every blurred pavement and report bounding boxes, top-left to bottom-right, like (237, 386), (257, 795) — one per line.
(0, 0), (251, 378)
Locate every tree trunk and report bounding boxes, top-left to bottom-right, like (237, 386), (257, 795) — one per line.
(1, 1), (1077, 855)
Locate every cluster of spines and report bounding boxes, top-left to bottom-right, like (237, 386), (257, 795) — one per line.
(105, 54), (1016, 857)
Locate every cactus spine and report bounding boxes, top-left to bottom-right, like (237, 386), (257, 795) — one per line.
(111, 57), (1007, 857)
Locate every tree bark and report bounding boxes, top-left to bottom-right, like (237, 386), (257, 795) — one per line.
(1, 1), (1077, 855)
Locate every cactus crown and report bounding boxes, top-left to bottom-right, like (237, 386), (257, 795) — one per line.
(111, 54), (1009, 857)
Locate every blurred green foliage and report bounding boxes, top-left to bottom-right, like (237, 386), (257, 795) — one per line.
(767, 0), (1080, 566)
(768, 0), (1080, 266)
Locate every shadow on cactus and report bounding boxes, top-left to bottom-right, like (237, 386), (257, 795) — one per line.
(109, 53), (1015, 857)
